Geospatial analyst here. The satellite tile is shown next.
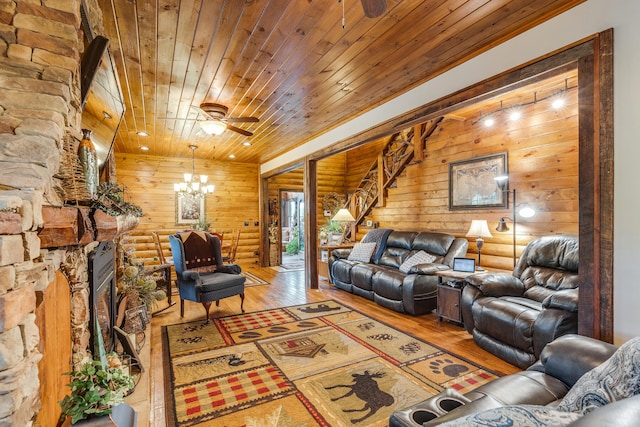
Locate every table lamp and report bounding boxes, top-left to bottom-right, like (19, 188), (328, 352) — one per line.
(466, 219), (493, 270)
(331, 208), (356, 243)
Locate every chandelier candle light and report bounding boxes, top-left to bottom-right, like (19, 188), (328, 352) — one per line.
(173, 145), (214, 198)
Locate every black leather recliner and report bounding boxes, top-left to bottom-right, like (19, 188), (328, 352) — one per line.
(461, 234), (579, 368)
(389, 334), (624, 427)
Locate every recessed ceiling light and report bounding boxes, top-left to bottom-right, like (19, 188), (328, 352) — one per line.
(229, 154), (236, 159)
(140, 146), (149, 151)
(509, 111), (522, 121)
(137, 131), (149, 137)
(484, 117), (495, 127)
(552, 98), (565, 109)
(242, 141), (252, 146)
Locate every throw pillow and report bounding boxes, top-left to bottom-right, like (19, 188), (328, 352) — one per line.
(347, 242), (377, 263)
(558, 336), (640, 414)
(399, 250), (437, 273)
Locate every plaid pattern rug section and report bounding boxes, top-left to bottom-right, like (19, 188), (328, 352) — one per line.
(163, 300), (501, 426)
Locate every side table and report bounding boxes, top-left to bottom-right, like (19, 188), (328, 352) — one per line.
(434, 270), (478, 325)
(318, 243), (354, 281)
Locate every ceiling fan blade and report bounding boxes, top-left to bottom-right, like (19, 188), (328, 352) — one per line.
(224, 116), (260, 123)
(226, 124), (253, 137)
(190, 104), (214, 120)
(360, 0), (387, 18)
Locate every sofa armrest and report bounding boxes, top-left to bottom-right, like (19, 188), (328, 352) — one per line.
(408, 263), (450, 274)
(543, 288), (579, 312)
(330, 248), (352, 260)
(536, 334), (617, 387)
(465, 273), (525, 297)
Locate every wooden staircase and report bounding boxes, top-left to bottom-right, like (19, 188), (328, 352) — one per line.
(343, 117), (443, 238)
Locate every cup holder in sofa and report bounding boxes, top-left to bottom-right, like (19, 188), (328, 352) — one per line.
(411, 409), (439, 424)
(389, 388), (473, 427)
(437, 397), (466, 412)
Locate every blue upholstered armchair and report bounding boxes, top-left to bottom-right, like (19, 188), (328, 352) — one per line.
(169, 231), (245, 322)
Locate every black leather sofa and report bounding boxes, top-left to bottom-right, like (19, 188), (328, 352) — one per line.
(328, 229), (468, 315)
(461, 234), (579, 368)
(390, 334), (640, 426)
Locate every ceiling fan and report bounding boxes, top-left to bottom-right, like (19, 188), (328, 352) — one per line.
(192, 103), (259, 137)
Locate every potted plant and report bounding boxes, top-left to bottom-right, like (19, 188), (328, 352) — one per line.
(319, 220), (343, 245)
(59, 354), (135, 425)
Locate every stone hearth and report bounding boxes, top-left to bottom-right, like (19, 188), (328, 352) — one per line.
(0, 1), (115, 425)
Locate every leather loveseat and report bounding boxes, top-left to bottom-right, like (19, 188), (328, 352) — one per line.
(461, 234), (579, 368)
(390, 334), (640, 427)
(328, 229), (468, 315)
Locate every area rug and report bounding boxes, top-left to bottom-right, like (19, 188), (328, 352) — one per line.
(241, 271), (269, 287)
(163, 300), (500, 427)
(269, 263), (305, 272)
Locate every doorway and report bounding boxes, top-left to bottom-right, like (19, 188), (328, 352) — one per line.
(280, 190), (305, 270)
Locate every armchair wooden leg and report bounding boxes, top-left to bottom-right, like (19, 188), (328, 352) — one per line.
(240, 293), (245, 312)
(202, 301), (212, 323)
(216, 300), (220, 307)
(180, 299), (185, 317)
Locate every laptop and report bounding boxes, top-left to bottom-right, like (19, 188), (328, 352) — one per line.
(453, 257), (476, 273)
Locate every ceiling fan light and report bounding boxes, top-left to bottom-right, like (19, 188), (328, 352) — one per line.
(200, 120), (227, 135)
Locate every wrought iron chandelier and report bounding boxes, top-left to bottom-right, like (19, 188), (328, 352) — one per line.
(173, 145), (214, 198)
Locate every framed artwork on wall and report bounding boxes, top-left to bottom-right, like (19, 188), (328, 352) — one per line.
(176, 193), (205, 225)
(449, 153), (508, 210)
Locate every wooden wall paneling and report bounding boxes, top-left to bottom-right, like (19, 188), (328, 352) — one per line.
(115, 153), (260, 266)
(326, 33), (612, 339)
(356, 77), (579, 270)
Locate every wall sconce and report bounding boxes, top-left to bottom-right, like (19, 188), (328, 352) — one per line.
(494, 175), (536, 267)
(465, 219), (493, 271)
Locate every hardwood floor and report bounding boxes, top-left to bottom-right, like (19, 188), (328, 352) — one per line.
(147, 265), (520, 426)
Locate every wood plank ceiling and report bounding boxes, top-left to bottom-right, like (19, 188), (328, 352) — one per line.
(97, 0), (584, 164)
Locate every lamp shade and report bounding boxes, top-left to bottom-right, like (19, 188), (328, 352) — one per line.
(466, 219), (493, 238)
(199, 120), (227, 135)
(332, 208), (355, 222)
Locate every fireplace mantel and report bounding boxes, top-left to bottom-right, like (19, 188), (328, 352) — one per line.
(38, 206), (139, 248)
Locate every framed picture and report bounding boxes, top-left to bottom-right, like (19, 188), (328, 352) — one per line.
(176, 193), (205, 225)
(366, 220), (373, 227)
(449, 153), (508, 210)
(114, 326), (144, 372)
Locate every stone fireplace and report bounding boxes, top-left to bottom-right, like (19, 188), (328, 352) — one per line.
(0, 1), (120, 425)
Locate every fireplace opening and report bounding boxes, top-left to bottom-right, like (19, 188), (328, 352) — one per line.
(89, 241), (117, 357)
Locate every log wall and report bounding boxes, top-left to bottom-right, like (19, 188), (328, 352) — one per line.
(362, 88), (579, 271)
(115, 153), (260, 266)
